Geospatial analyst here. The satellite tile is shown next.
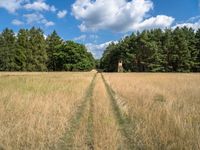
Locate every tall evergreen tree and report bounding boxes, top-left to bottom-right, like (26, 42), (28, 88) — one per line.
(182, 27), (198, 71)
(16, 29), (29, 71)
(46, 30), (63, 71)
(195, 29), (200, 71)
(28, 27), (47, 71)
(172, 28), (191, 72)
(0, 28), (16, 71)
(146, 29), (165, 72)
(162, 29), (173, 71)
(100, 27), (200, 72)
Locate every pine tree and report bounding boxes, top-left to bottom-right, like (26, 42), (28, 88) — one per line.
(46, 30), (63, 71)
(100, 27), (199, 72)
(147, 29), (165, 72)
(16, 29), (29, 71)
(182, 27), (198, 71)
(195, 29), (200, 71)
(29, 27), (47, 71)
(0, 28), (16, 71)
(162, 29), (173, 71)
(171, 28), (191, 72)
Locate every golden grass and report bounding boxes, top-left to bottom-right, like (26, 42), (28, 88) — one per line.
(1, 72), (199, 150)
(103, 73), (200, 149)
(62, 74), (121, 149)
(93, 74), (121, 150)
(72, 103), (90, 150)
(0, 72), (94, 150)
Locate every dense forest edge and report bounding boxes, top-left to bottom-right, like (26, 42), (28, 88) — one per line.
(0, 27), (95, 71)
(0, 27), (200, 72)
(100, 27), (200, 72)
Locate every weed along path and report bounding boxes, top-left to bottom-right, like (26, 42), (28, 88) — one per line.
(92, 74), (122, 150)
(101, 74), (136, 150)
(57, 73), (134, 150)
(56, 73), (97, 150)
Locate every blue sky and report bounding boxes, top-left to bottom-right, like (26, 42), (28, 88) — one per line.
(0, 0), (200, 58)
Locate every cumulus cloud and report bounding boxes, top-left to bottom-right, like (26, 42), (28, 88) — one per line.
(173, 21), (200, 31)
(134, 15), (175, 31)
(0, 0), (56, 13)
(0, 0), (27, 13)
(24, 13), (55, 27)
(72, 0), (174, 32)
(86, 41), (117, 58)
(57, 10), (67, 18)
(172, 16), (200, 30)
(24, 0), (56, 12)
(12, 19), (24, 26)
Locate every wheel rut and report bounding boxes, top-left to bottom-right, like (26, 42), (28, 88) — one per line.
(101, 73), (136, 150)
(92, 74), (122, 150)
(56, 73), (135, 150)
(56, 73), (97, 150)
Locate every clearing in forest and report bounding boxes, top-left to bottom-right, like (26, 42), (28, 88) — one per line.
(0, 72), (200, 150)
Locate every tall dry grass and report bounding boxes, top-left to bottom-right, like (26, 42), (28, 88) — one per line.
(0, 72), (94, 150)
(93, 74), (121, 150)
(65, 74), (122, 149)
(104, 73), (200, 149)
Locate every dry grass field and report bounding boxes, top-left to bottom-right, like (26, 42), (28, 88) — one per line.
(0, 72), (200, 150)
(103, 73), (200, 149)
(0, 72), (95, 150)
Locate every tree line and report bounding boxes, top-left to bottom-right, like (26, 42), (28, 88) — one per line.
(100, 27), (200, 72)
(0, 27), (95, 71)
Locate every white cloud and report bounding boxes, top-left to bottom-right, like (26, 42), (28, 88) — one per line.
(72, 0), (174, 32)
(172, 16), (200, 30)
(133, 15), (175, 31)
(42, 20), (55, 27)
(0, 0), (27, 13)
(23, 13), (55, 27)
(187, 16), (200, 22)
(57, 10), (67, 18)
(86, 41), (117, 58)
(12, 19), (24, 26)
(24, 13), (43, 24)
(24, 0), (56, 12)
(173, 21), (200, 31)
(74, 35), (87, 41)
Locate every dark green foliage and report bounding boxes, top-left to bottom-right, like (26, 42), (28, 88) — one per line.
(0, 27), (95, 71)
(46, 30), (63, 71)
(195, 29), (200, 71)
(27, 27), (48, 71)
(0, 28), (17, 71)
(100, 27), (200, 72)
(53, 41), (95, 71)
(16, 29), (29, 71)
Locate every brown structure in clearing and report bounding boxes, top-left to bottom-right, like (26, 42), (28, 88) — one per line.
(118, 60), (123, 72)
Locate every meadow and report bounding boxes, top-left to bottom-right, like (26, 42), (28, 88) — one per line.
(103, 73), (200, 149)
(0, 72), (200, 150)
(0, 72), (95, 149)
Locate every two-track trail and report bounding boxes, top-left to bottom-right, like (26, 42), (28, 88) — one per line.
(56, 73), (134, 150)
(92, 74), (122, 150)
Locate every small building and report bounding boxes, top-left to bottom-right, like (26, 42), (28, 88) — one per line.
(118, 60), (124, 72)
